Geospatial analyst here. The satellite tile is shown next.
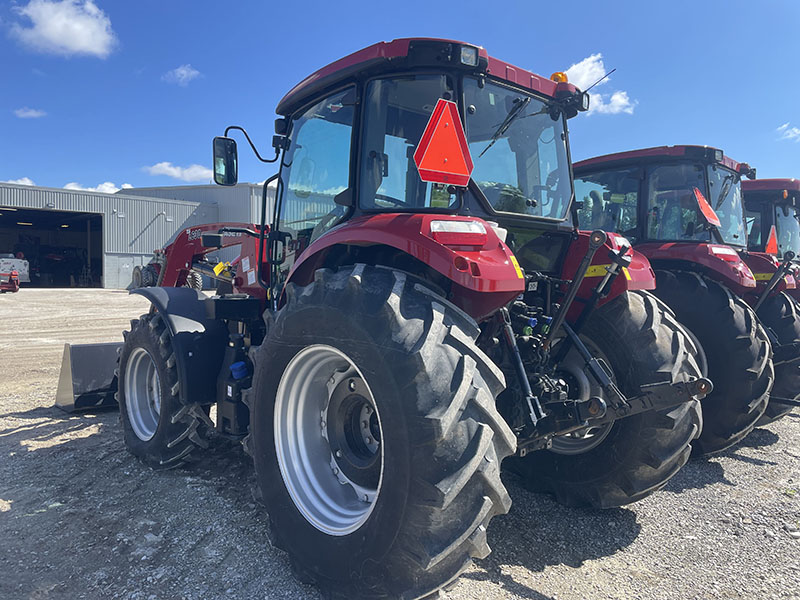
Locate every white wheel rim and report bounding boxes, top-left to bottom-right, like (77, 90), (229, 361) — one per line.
(274, 344), (383, 536)
(124, 347), (161, 441)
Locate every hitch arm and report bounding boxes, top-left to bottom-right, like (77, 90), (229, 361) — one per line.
(754, 251), (796, 314)
(544, 230), (607, 350)
(500, 307), (546, 426)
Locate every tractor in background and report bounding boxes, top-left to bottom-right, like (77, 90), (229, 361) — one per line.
(113, 40), (708, 599)
(573, 145), (800, 453)
(742, 177), (800, 422)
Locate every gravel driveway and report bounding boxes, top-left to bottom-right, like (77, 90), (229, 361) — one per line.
(1, 289), (798, 600)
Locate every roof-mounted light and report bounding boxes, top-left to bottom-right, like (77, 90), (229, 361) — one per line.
(714, 149), (724, 162)
(550, 71), (568, 83)
(784, 190), (789, 199)
(460, 45), (478, 67)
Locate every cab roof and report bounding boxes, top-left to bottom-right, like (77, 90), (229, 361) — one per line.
(276, 37), (577, 116)
(742, 178), (800, 193)
(573, 145), (742, 173)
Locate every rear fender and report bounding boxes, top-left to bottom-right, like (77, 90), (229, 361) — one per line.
(282, 213), (524, 322)
(560, 231), (656, 312)
(636, 241), (757, 295)
(132, 287), (228, 405)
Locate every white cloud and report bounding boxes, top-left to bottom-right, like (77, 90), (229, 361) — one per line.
(565, 53), (605, 90)
(777, 122), (800, 142)
(2, 177), (36, 186)
(162, 64), (201, 87)
(64, 181), (131, 193)
(14, 107), (47, 118)
(565, 53), (636, 116)
(590, 91), (636, 115)
(145, 162), (212, 182)
(10, 0), (117, 58)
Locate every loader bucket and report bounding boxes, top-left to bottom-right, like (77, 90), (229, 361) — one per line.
(55, 342), (123, 412)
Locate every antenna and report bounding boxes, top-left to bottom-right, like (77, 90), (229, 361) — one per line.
(584, 68), (616, 93)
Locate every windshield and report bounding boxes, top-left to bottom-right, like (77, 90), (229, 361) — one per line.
(776, 203), (800, 256)
(707, 164), (746, 246)
(464, 78), (572, 220)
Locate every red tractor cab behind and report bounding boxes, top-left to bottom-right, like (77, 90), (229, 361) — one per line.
(574, 145), (787, 452)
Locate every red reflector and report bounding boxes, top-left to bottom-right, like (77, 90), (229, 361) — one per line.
(765, 225), (779, 255)
(694, 187), (721, 227)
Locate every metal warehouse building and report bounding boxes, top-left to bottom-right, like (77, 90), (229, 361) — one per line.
(0, 182), (273, 289)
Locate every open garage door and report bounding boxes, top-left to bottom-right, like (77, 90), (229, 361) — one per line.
(0, 207), (102, 287)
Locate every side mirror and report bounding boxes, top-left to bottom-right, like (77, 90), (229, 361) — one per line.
(213, 137), (238, 186)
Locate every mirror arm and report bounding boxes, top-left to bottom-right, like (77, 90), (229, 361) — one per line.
(224, 125), (279, 164)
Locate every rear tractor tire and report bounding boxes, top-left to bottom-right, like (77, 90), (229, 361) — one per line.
(653, 271), (772, 455)
(755, 292), (800, 425)
(249, 265), (516, 599)
(505, 290), (703, 509)
(117, 313), (212, 469)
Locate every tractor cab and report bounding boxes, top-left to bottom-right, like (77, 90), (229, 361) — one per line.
(212, 39), (593, 314)
(573, 145), (762, 295)
(743, 178), (800, 259)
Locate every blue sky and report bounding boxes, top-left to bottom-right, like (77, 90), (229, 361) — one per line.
(1, 0), (799, 191)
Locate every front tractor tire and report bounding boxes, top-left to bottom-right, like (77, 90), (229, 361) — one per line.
(653, 271), (772, 455)
(250, 265), (516, 599)
(506, 290), (703, 509)
(755, 291), (800, 425)
(117, 313), (212, 469)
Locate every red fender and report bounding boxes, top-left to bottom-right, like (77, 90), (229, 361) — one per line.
(739, 251), (796, 308)
(635, 241), (756, 295)
(283, 213), (524, 322)
(560, 231), (656, 320)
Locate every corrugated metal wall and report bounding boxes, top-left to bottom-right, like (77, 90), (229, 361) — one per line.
(123, 183), (275, 226)
(0, 183), (219, 288)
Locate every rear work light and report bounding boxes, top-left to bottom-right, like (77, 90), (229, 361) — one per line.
(430, 220), (487, 247)
(460, 45), (478, 67)
(709, 244), (740, 262)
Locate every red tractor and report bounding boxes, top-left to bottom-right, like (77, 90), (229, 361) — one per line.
(0, 268), (20, 293)
(573, 145), (800, 453)
(742, 177), (800, 422)
(130, 226), (225, 290)
(115, 40), (708, 599)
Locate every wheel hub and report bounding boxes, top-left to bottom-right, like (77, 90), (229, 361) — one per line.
(274, 345), (384, 536)
(124, 347), (161, 442)
(550, 337), (615, 455)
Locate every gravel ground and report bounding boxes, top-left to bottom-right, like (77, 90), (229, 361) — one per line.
(1, 289), (798, 600)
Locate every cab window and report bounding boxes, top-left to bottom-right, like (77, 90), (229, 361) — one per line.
(359, 75), (457, 210)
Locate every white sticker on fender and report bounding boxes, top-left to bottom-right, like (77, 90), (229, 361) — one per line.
(242, 256), (250, 272)
(247, 269), (256, 285)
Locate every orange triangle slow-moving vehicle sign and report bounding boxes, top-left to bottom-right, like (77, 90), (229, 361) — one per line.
(414, 99), (474, 187)
(693, 187), (722, 228)
(765, 225), (779, 255)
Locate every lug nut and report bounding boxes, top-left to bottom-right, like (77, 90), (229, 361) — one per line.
(335, 449), (342, 458)
(333, 467), (339, 475)
(362, 420), (369, 429)
(365, 437), (372, 445)
(348, 379), (357, 392)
